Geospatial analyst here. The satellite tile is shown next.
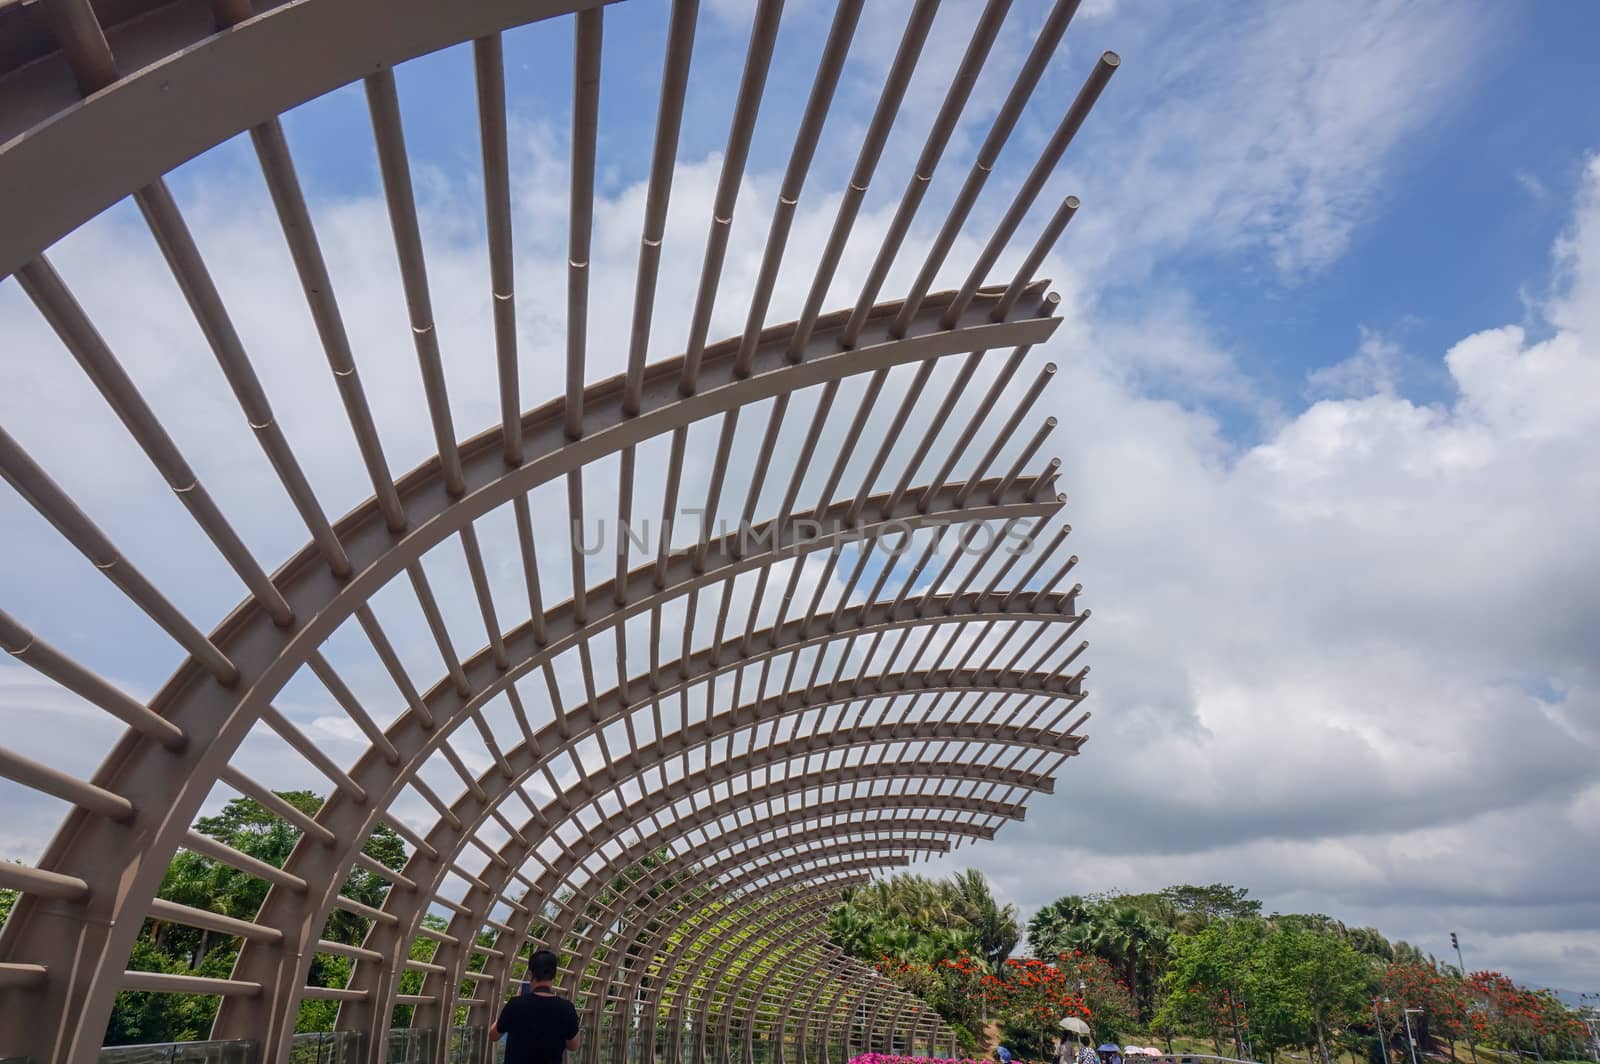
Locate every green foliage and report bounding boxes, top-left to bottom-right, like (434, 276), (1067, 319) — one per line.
(984, 958), (1090, 1057)
(100, 791), (409, 1045)
(827, 871), (1020, 1050)
(1159, 884), (1262, 924)
(829, 871), (1019, 969)
(1054, 951), (1138, 1043)
(1026, 891), (1174, 1020)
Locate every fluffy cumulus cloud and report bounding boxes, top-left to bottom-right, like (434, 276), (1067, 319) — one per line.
(0, 0), (1594, 991)
(931, 156), (1600, 989)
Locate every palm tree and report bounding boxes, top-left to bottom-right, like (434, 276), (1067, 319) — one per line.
(1028, 895), (1097, 958)
(948, 869), (1021, 967)
(1101, 906), (1168, 1018)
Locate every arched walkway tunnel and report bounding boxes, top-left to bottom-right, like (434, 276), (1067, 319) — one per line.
(0, 1), (1112, 1061)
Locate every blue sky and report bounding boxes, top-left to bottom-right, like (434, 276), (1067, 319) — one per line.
(4, 0), (1599, 993)
(169, 0), (1600, 437)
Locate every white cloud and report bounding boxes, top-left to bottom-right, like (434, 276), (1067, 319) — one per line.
(0, 0), (1591, 995)
(925, 155), (1600, 988)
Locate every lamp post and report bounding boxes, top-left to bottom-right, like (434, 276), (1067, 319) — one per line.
(1403, 1009), (1423, 1064)
(1450, 933), (1479, 1064)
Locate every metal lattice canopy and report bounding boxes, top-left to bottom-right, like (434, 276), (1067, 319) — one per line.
(0, 0), (1115, 1061)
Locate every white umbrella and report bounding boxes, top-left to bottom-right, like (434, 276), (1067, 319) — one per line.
(1059, 1017), (1092, 1035)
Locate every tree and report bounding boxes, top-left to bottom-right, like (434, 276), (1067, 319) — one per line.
(828, 871), (1019, 970)
(983, 958), (1091, 1058)
(1159, 884), (1262, 925)
(1055, 950), (1138, 1044)
(1156, 918), (1263, 1057)
(1028, 895), (1098, 959)
(104, 791), (409, 1045)
(1379, 961), (1471, 1059)
(1258, 925), (1371, 1064)
(1029, 893), (1169, 1020)
(1099, 905), (1170, 1018)
(949, 869), (1022, 968)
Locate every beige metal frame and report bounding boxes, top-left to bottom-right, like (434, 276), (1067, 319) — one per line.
(0, 0), (1118, 1061)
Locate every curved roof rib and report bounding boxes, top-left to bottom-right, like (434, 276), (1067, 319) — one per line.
(0, 1), (1118, 1061)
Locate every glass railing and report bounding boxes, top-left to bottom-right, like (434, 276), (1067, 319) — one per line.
(287, 1030), (367, 1063)
(388, 1027), (437, 1063)
(98, 1041), (257, 1064)
(447, 1026), (489, 1064)
(90, 1028), (449, 1064)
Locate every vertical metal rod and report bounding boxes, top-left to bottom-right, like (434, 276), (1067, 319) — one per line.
(306, 651), (401, 764)
(460, 523), (511, 669)
(679, 0), (787, 392)
(952, 363), (1057, 506)
(840, 0), (1013, 347)
(406, 561), (471, 697)
(567, 10), (604, 439)
(735, 0), (865, 377)
(355, 604), (433, 728)
(475, 34), (523, 466)
(129, 180), (353, 575)
(991, 419), (1055, 503)
(842, 361), (938, 527)
(365, 69), (466, 495)
(940, 53), (1119, 329)
(16, 256), (295, 625)
(785, 0), (942, 362)
(914, 347), (1031, 511)
(891, 0), (1086, 336)
(250, 118), (408, 532)
(0, 426), (238, 683)
(991, 196), (1079, 322)
(624, 0), (701, 415)
(513, 496), (550, 644)
(693, 412), (739, 572)
(881, 352), (987, 515)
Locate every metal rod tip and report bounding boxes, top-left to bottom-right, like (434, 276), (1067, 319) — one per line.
(1101, 51), (1121, 67)
(1065, 195), (1081, 208)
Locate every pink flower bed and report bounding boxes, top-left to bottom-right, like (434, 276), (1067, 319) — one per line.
(848, 1055), (990, 1064)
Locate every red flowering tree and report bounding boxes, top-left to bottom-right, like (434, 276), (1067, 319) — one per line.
(1465, 971), (1588, 1059)
(1055, 951), (1137, 1042)
(980, 957), (1091, 1058)
(871, 951), (989, 1048)
(1377, 962), (1471, 1057)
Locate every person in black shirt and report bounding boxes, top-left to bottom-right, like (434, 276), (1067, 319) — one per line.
(491, 949), (581, 1064)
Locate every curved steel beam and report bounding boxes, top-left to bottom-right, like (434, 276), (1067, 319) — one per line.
(0, 0), (610, 280)
(240, 484), (1059, 1029)
(295, 639), (1078, 1038)
(678, 900), (842, 1064)
(0, 289), (1057, 1061)
(374, 649), (1081, 970)
(719, 928), (831, 1064)
(377, 686), (1076, 1014)
(442, 754), (1035, 1038)
(651, 892), (843, 1064)
(415, 733), (1051, 1034)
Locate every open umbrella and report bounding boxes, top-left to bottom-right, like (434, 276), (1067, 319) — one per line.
(1123, 1048), (1143, 1055)
(1098, 1045), (1120, 1053)
(1059, 1017), (1091, 1036)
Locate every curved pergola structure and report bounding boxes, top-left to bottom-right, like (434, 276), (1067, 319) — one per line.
(0, 1), (1114, 1062)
